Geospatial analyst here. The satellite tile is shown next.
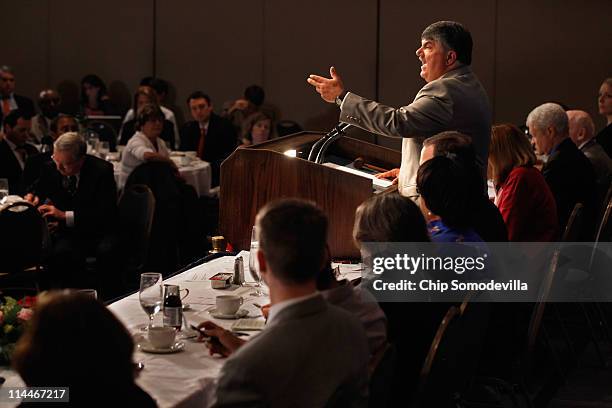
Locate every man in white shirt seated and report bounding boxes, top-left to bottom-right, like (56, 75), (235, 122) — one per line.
(198, 199), (369, 408)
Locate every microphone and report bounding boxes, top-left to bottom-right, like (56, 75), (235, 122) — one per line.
(308, 122), (351, 163)
(314, 123), (352, 164)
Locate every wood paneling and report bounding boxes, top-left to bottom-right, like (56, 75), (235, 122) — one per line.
(47, 0), (153, 114)
(495, 0), (612, 129)
(0, 1), (49, 103)
(155, 0), (264, 127)
(263, 0), (377, 132)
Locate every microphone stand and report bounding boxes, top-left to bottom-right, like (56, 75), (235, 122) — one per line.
(314, 123), (352, 164)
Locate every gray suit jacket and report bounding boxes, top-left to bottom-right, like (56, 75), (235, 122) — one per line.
(212, 294), (369, 408)
(341, 65), (491, 198)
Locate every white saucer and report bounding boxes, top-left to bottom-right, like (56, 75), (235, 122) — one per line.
(138, 340), (185, 354)
(209, 308), (249, 319)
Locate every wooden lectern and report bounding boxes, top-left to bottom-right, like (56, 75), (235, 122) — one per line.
(219, 132), (401, 258)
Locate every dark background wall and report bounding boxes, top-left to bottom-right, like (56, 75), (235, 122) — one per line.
(1, 0), (610, 151)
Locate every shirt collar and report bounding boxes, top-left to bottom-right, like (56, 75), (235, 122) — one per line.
(267, 292), (319, 326)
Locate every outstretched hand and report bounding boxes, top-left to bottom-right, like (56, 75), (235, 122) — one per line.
(307, 66), (345, 103)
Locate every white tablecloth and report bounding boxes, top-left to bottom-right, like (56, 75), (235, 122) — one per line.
(112, 160), (213, 197)
(0, 255), (362, 408)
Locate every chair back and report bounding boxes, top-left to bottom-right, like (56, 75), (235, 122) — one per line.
(527, 249), (560, 354)
(414, 306), (461, 406)
(0, 201), (47, 274)
(561, 202), (584, 242)
(595, 196), (612, 243)
(118, 184), (155, 275)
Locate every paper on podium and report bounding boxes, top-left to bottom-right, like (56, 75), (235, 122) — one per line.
(323, 162), (392, 192)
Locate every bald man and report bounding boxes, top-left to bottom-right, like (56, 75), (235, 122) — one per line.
(567, 110), (612, 186)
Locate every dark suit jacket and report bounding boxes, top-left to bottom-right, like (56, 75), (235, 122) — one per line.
(29, 155), (118, 244)
(543, 138), (597, 236)
(0, 139), (39, 194)
(0, 94), (35, 125)
(180, 113), (237, 186)
(213, 295), (369, 408)
(21, 151), (52, 193)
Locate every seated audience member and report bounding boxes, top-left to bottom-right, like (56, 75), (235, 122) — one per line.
(119, 88), (174, 147)
(25, 133), (118, 292)
(223, 84), (266, 134)
(527, 103), (597, 236)
(0, 109), (37, 194)
(567, 110), (612, 186)
(79, 74), (115, 116)
(198, 199), (369, 407)
(120, 104), (175, 187)
(240, 111), (274, 146)
(30, 89), (61, 144)
(0, 65), (35, 127)
(352, 193), (450, 402)
(596, 78), (612, 157)
(317, 250), (387, 367)
(122, 77), (180, 148)
(420, 131), (508, 241)
(417, 155), (484, 242)
(13, 291), (156, 407)
(488, 124), (559, 241)
(22, 114), (79, 190)
(180, 91), (237, 187)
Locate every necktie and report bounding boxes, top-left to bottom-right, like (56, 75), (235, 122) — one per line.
(1, 99), (10, 117)
(63, 176), (77, 196)
(197, 126), (206, 159)
(15, 146), (27, 168)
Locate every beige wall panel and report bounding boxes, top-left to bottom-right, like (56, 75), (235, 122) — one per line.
(48, 0), (153, 114)
(156, 0), (264, 126)
(263, 0), (377, 132)
(495, 0), (612, 129)
(0, 1), (49, 104)
(378, 0), (496, 109)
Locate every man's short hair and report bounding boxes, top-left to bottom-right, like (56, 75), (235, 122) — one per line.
(526, 103), (569, 135)
(186, 91), (211, 105)
(3, 109), (31, 128)
(421, 21), (473, 65)
(256, 199), (328, 285)
(50, 114), (78, 133)
(0, 65), (14, 75)
(135, 104), (164, 130)
(423, 131), (473, 158)
(244, 85), (265, 107)
(54, 132), (87, 161)
(141, 77), (168, 96)
(423, 131), (485, 197)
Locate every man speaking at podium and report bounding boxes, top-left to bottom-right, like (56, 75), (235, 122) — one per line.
(307, 21), (491, 199)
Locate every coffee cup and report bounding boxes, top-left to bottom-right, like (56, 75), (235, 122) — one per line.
(216, 295), (243, 315)
(148, 326), (176, 349)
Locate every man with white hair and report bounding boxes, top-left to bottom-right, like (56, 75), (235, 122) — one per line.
(25, 132), (118, 293)
(527, 103), (597, 236)
(567, 110), (612, 186)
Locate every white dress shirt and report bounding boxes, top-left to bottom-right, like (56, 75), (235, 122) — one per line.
(119, 131), (169, 187)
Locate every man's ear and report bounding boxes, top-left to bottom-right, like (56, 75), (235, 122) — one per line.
(446, 50), (458, 66)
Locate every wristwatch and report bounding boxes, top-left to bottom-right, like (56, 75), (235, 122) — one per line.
(335, 90), (348, 107)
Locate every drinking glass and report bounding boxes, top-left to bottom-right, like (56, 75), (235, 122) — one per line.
(249, 226), (265, 296)
(139, 273), (163, 330)
(0, 178), (8, 204)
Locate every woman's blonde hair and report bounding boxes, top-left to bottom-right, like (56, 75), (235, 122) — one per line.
(489, 124), (536, 186)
